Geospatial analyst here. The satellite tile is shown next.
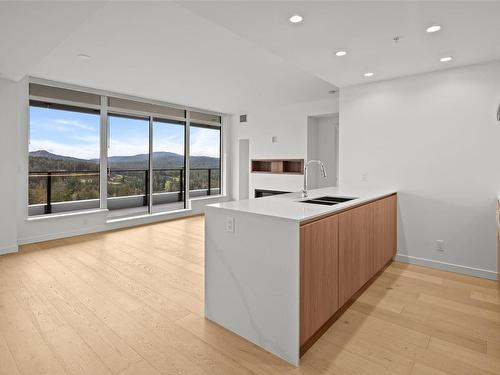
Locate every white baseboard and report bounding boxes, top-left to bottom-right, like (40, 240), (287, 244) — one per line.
(18, 226), (105, 245)
(0, 244), (19, 255)
(18, 208), (205, 245)
(394, 253), (498, 281)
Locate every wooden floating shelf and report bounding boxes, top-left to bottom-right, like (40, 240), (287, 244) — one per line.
(251, 159), (304, 175)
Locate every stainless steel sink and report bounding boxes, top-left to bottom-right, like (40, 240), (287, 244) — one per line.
(299, 196), (357, 206)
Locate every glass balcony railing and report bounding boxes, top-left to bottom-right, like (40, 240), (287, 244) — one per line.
(28, 168), (220, 216)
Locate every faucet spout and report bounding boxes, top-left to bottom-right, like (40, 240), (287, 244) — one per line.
(301, 160), (327, 198)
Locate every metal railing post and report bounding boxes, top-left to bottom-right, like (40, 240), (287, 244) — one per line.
(207, 168), (211, 196)
(178, 169), (183, 202)
(45, 172), (52, 214)
(143, 170), (149, 206)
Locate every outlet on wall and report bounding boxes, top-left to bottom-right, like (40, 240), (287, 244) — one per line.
(225, 216), (235, 233)
(436, 240), (445, 252)
(361, 172), (368, 181)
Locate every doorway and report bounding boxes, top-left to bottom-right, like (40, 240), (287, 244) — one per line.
(307, 113), (339, 188)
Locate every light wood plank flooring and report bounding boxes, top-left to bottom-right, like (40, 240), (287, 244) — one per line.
(0, 215), (499, 375)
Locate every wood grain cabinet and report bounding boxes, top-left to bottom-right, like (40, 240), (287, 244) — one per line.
(251, 159), (304, 174)
(373, 195), (398, 271)
(338, 195), (397, 306)
(300, 193), (397, 353)
(338, 200), (376, 306)
(300, 214), (339, 346)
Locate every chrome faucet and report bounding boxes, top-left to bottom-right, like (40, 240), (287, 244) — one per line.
(301, 160), (327, 198)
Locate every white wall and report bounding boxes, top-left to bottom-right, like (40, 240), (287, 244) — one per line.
(0, 78), (21, 254)
(307, 115), (339, 188)
(317, 116), (339, 188)
(340, 60), (500, 278)
(231, 97), (339, 199)
(307, 117), (320, 187)
(238, 139), (249, 199)
(0, 78), (230, 248)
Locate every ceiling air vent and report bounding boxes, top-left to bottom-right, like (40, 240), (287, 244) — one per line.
(240, 114), (247, 123)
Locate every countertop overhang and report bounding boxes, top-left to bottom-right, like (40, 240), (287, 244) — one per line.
(207, 186), (397, 222)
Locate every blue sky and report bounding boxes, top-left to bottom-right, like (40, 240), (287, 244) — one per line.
(29, 107), (220, 159)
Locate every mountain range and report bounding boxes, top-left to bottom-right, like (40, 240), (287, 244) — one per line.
(29, 150), (220, 171)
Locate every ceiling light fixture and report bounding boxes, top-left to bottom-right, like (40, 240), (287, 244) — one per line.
(364, 72), (374, 77)
(77, 53), (91, 59)
(335, 50), (347, 57)
(289, 14), (303, 23)
(426, 25), (441, 33)
(439, 56), (453, 62)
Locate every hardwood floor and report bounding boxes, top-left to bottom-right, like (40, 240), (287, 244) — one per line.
(0, 215), (499, 375)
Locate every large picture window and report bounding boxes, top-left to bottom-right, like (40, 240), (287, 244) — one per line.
(152, 118), (186, 213)
(106, 115), (187, 218)
(28, 82), (223, 218)
(28, 103), (100, 216)
(189, 123), (221, 197)
(107, 114), (150, 217)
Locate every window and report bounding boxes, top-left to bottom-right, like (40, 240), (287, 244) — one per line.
(28, 82), (223, 218)
(152, 118), (186, 213)
(189, 123), (221, 197)
(106, 115), (187, 218)
(28, 103), (100, 216)
(107, 114), (150, 217)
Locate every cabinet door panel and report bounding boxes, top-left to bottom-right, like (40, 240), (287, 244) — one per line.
(338, 203), (375, 306)
(338, 195), (397, 307)
(373, 195), (397, 271)
(300, 214), (339, 346)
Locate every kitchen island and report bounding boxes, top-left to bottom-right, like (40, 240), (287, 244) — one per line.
(205, 187), (397, 365)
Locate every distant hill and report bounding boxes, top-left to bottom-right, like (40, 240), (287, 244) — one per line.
(29, 150), (90, 163)
(29, 150), (219, 171)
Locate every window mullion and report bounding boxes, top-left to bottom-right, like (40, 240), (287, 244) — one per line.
(149, 116), (153, 214)
(185, 111), (191, 207)
(100, 95), (108, 209)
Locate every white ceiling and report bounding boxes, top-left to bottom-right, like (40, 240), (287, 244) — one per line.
(1, 1), (335, 113)
(1, 1), (499, 113)
(0, 1), (103, 81)
(182, 1), (500, 87)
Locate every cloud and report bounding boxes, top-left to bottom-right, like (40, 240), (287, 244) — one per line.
(32, 120), (97, 134)
(109, 138), (149, 157)
(71, 135), (100, 143)
(153, 139), (185, 155)
(53, 119), (96, 131)
(29, 126), (220, 161)
(110, 130), (219, 158)
(29, 139), (99, 160)
(190, 128), (220, 157)
(109, 138), (185, 157)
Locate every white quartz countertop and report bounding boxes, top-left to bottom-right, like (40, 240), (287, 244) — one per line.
(207, 186), (397, 222)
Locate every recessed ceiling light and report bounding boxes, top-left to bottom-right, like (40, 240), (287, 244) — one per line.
(335, 50), (347, 57)
(77, 53), (91, 59)
(440, 56), (453, 62)
(289, 14), (303, 23)
(364, 72), (374, 77)
(426, 25), (441, 33)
